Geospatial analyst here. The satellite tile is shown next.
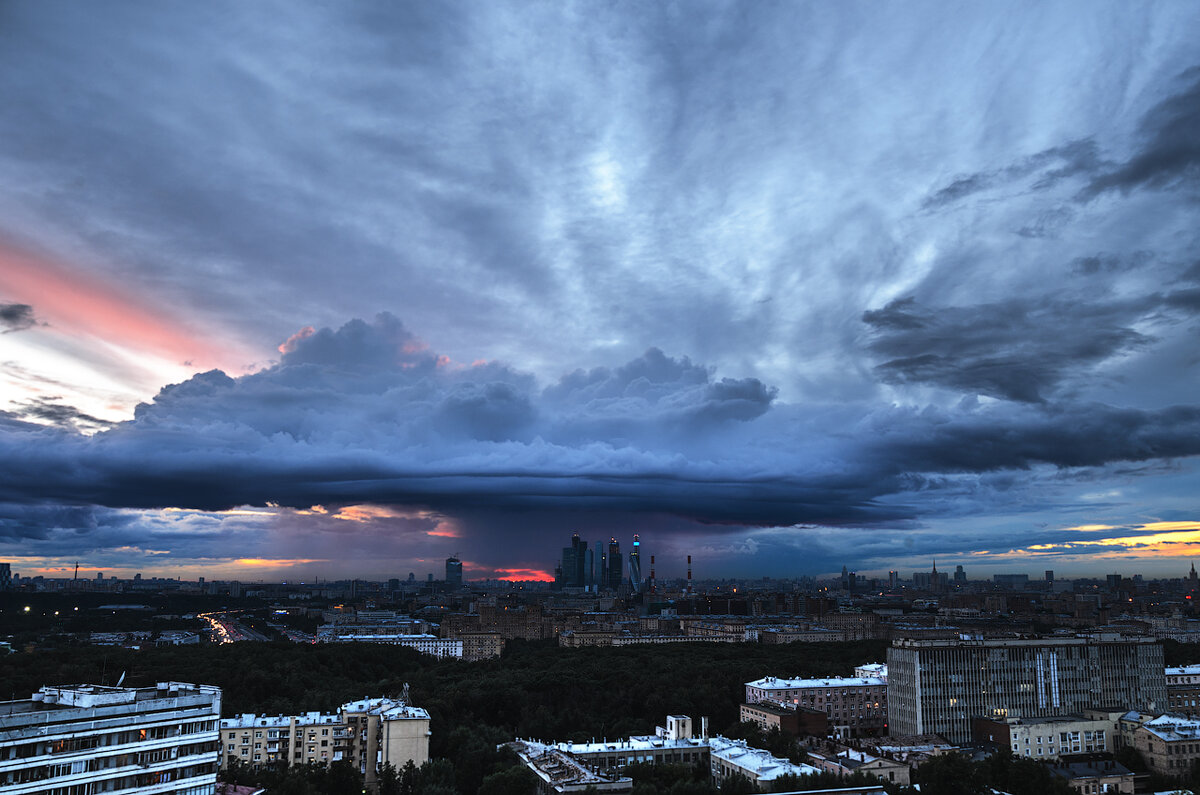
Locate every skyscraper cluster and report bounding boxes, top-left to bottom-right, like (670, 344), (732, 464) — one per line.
(555, 533), (644, 592)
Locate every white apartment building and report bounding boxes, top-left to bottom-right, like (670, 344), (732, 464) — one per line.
(708, 736), (821, 788)
(315, 630), (463, 659)
(220, 696), (430, 790)
(973, 714), (1112, 760)
(0, 682), (222, 795)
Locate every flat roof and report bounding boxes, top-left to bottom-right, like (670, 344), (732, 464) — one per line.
(746, 676), (884, 689)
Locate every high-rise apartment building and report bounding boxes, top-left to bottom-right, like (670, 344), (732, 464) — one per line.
(1, 682), (222, 795)
(445, 556), (463, 589)
(888, 634), (1166, 743)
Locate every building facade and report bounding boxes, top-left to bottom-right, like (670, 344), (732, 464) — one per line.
(220, 697), (429, 789)
(708, 736), (821, 788)
(971, 715), (1113, 760)
(1, 682), (222, 795)
(745, 676), (887, 737)
(887, 635), (1166, 743)
(739, 700), (829, 738)
(1166, 664), (1200, 715)
(1132, 714), (1200, 779)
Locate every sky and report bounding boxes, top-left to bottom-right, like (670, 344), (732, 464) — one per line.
(2, 1), (1200, 583)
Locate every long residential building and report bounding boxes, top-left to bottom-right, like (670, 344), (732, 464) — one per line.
(887, 634), (1166, 743)
(971, 714), (1114, 760)
(0, 682), (222, 795)
(220, 696), (429, 790)
(744, 675), (887, 737)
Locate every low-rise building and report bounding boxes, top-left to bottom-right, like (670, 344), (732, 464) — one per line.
(745, 676), (886, 737)
(220, 696), (430, 789)
(972, 714), (1112, 760)
(1167, 665), (1200, 716)
(1046, 756), (1135, 794)
(445, 630), (505, 661)
(708, 736), (821, 790)
(740, 700), (829, 737)
(806, 748), (911, 787)
(316, 629), (463, 658)
(1132, 714), (1200, 778)
(540, 715), (712, 770)
(0, 682), (221, 795)
(507, 741), (633, 793)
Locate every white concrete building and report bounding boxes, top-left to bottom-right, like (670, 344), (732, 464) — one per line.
(854, 663), (887, 682)
(0, 682), (222, 795)
(220, 696), (430, 789)
(708, 736), (821, 789)
(315, 631), (463, 659)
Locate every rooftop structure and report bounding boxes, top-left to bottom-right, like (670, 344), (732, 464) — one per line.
(508, 740), (633, 793)
(709, 735), (821, 786)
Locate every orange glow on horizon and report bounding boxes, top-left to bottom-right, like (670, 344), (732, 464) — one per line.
(493, 568), (554, 582)
(234, 558), (326, 567)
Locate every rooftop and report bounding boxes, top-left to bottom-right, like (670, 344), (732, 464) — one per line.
(747, 675), (885, 689)
(1141, 714), (1200, 741)
(709, 735), (821, 781)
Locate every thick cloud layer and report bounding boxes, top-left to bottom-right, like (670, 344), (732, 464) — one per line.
(1, 315), (1198, 571)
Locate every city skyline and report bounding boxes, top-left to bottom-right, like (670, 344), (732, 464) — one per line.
(2, 2), (1200, 582)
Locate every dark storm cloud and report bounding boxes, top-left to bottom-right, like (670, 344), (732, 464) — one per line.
(923, 139), (1104, 209)
(0, 314), (1198, 550)
(1083, 67), (1200, 198)
(862, 295), (1152, 402)
(8, 397), (114, 433)
(0, 302), (37, 332)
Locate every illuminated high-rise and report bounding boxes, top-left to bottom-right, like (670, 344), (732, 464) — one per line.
(628, 535), (642, 592)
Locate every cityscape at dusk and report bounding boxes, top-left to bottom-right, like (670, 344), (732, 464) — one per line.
(2, 1), (1200, 586)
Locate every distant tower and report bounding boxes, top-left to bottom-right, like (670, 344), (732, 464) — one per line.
(649, 555), (656, 594)
(686, 555), (693, 596)
(606, 538), (622, 591)
(445, 555), (463, 589)
(629, 535), (642, 592)
(954, 565), (966, 584)
(560, 534), (588, 588)
(888, 570), (898, 590)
